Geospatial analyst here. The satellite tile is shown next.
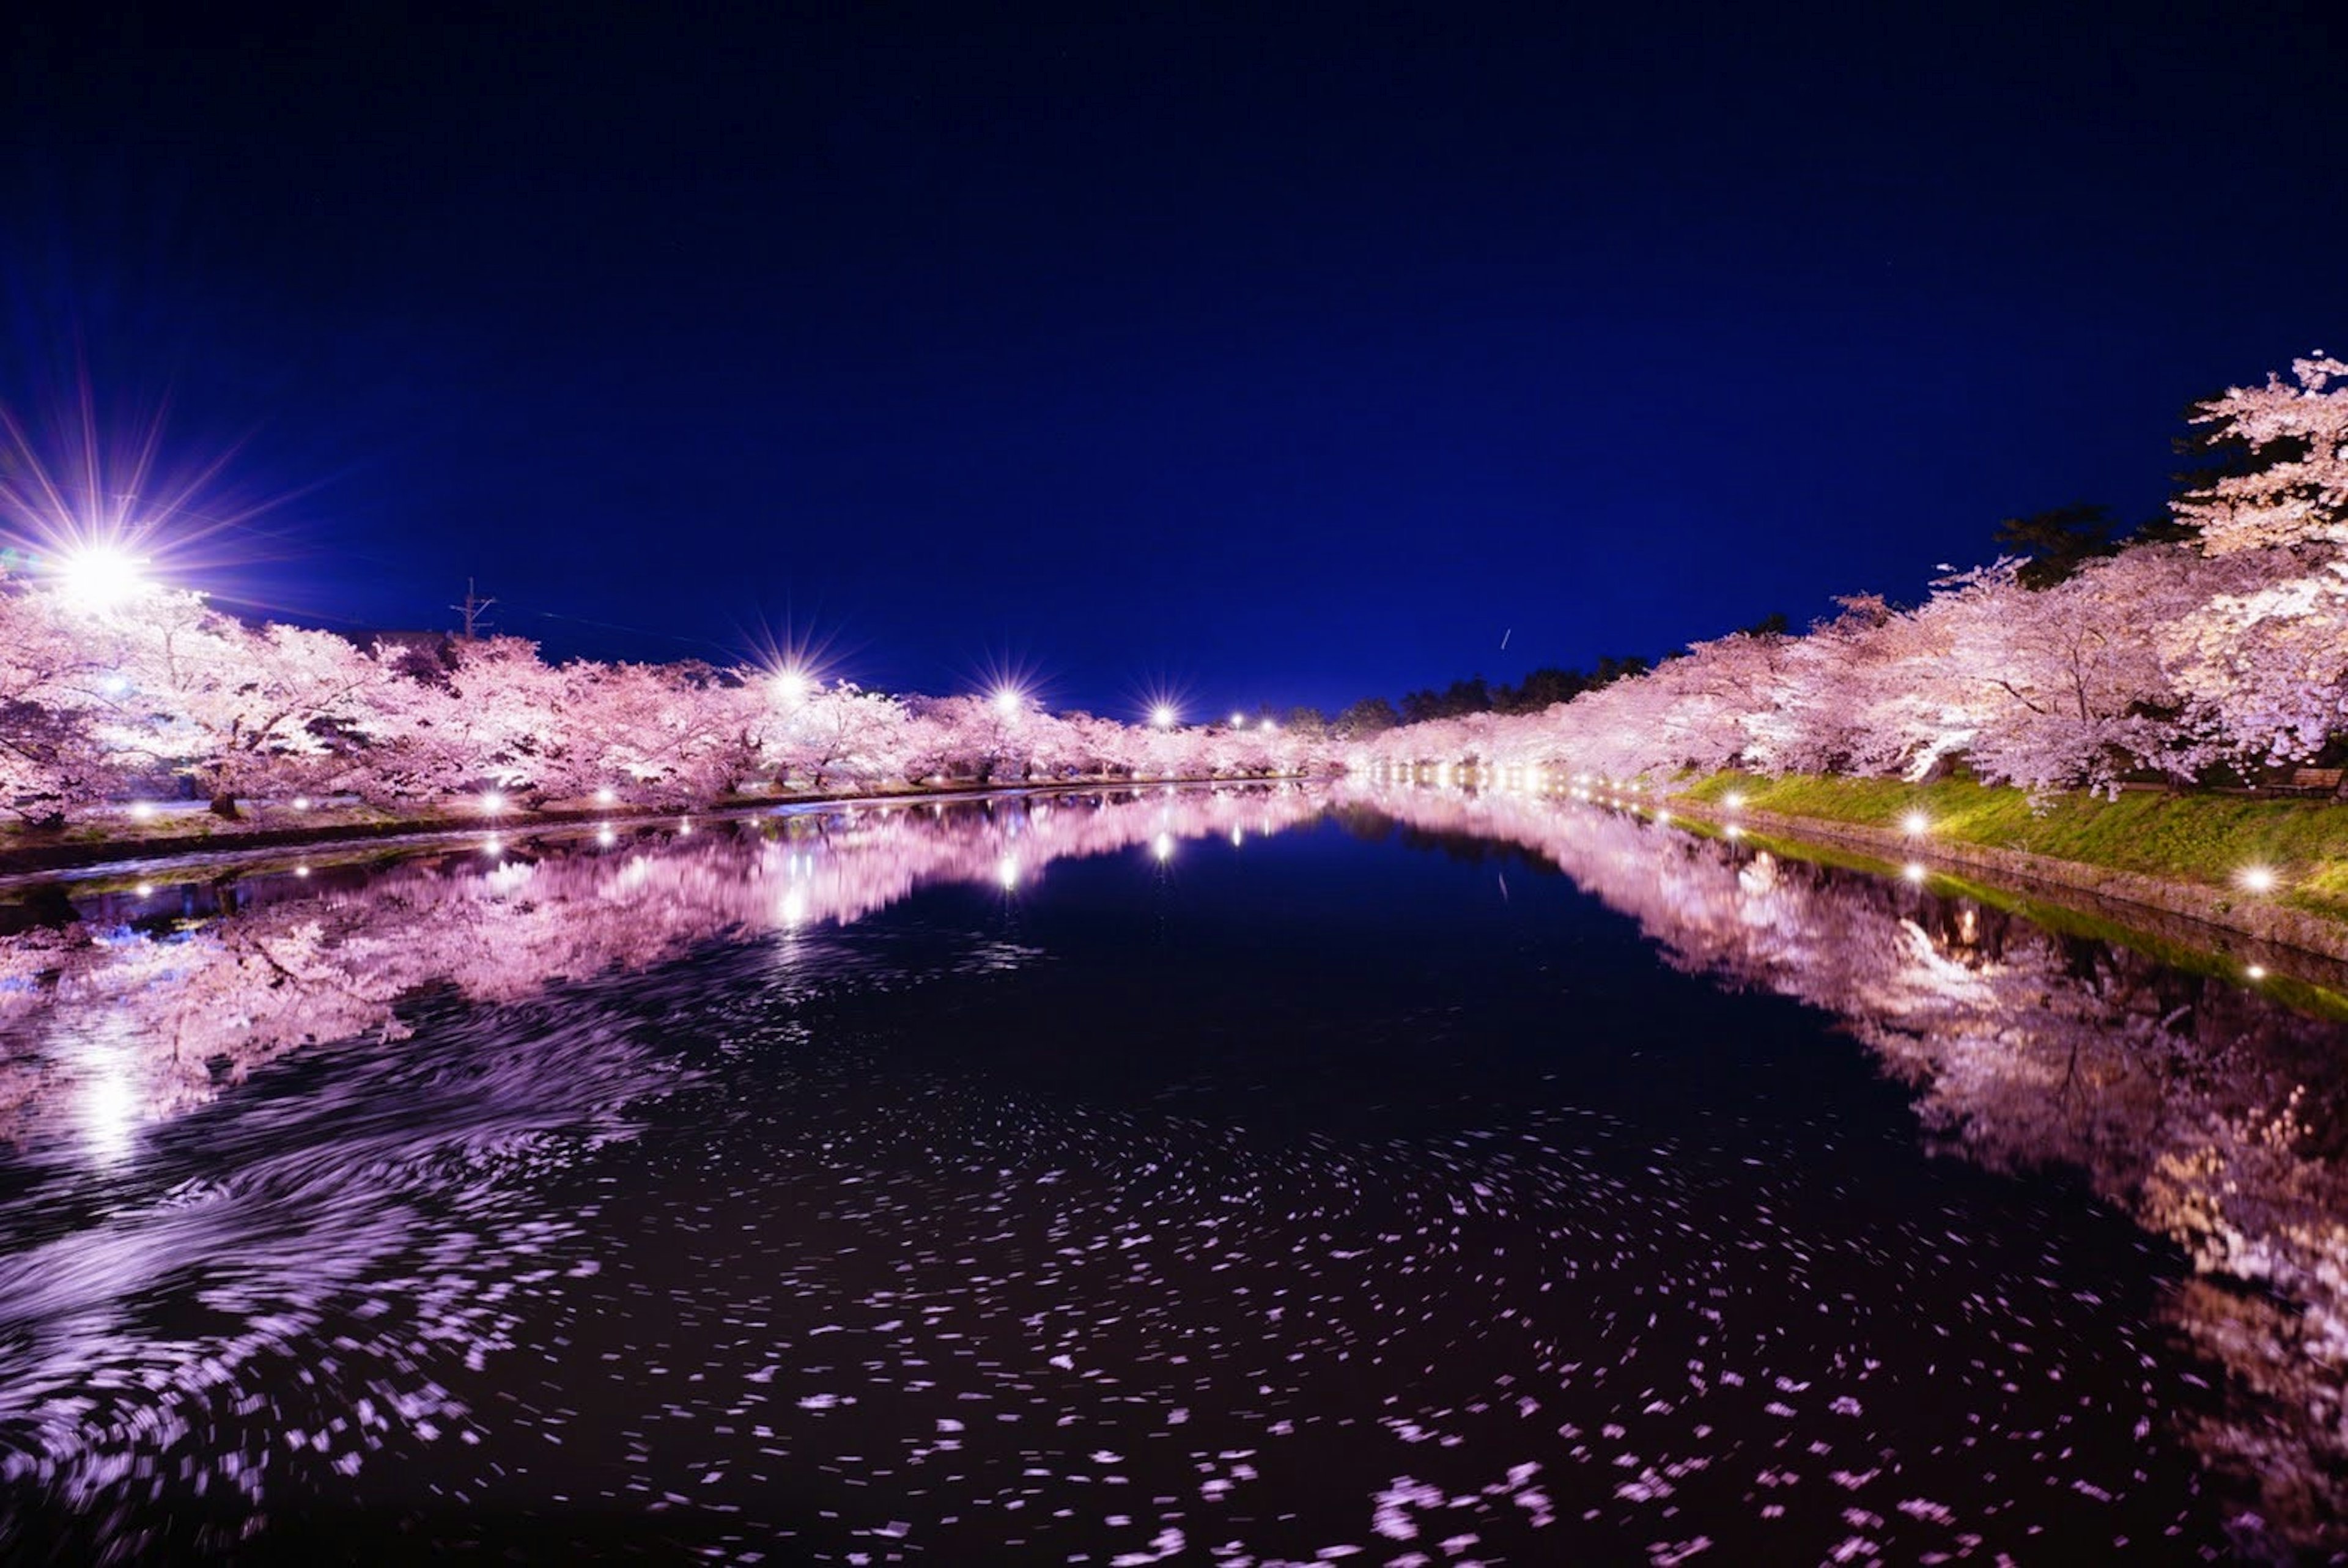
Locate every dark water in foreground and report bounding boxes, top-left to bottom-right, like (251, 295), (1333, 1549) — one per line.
(1, 785), (2343, 1564)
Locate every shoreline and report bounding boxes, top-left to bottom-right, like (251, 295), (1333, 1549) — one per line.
(14, 770), (2348, 1002)
(1661, 794), (2348, 984)
(0, 774), (1291, 883)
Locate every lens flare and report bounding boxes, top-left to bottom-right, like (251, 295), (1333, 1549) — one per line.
(52, 546), (150, 610)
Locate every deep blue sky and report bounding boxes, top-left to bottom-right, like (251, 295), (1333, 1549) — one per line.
(3, 3), (2341, 716)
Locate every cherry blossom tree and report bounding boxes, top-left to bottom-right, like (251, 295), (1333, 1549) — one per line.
(564, 660), (759, 806)
(0, 584), (127, 824)
(767, 682), (910, 790)
(2163, 547), (2348, 768)
(1953, 550), (2224, 792)
(2174, 353), (2348, 556)
(363, 635), (576, 804)
(914, 694), (1027, 783)
(99, 592), (408, 817)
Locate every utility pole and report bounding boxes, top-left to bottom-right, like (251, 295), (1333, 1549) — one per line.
(452, 578), (497, 641)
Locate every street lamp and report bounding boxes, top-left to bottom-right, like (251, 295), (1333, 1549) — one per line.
(52, 546), (149, 610)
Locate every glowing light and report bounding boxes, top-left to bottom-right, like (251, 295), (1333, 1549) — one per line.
(291, 795), (311, 811)
(992, 686), (1023, 717)
(1151, 703), (1176, 729)
(1260, 718), (1278, 733)
(51, 546), (149, 610)
(133, 882), (153, 897)
(1230, 711), (1246, 727)
(595, 787), (617, 805)
(597, 825), (617, 847)
(1902, 863), (1927, 883)
(1152, 832), (1174, 862)
(1230, 826), (1244, 847)
(128, 801), (156, 820)
(1724, 824), (1744, 841)
(2246, 964), (2268, 981)
(1902, 811), (1929, 836)
(996, 855), (1021, 890)
(773, 669), (812, 704)
(2239, 864), (2278, 894)
(482, 835), (504, 856)
(678, 817), (693, 835)
(81, 1054), (138, 1166)
(294, 863), (311, 878)
(1655, 809), (1672, 825)
(1724, 791), (1747, 811)
(778, 888), (809, 926)
(481, 791), (507, 814)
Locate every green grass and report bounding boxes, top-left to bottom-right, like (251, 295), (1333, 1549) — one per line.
(1672, 770), (2348, 921)
(1668, 811), (2348, 1020)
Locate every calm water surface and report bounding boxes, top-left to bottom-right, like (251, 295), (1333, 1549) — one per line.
(1, 784), (2343, 1564)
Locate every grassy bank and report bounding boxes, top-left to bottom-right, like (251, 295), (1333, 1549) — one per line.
(1662, 812), (2348, 1020)
(1672, 771), (2348, 922)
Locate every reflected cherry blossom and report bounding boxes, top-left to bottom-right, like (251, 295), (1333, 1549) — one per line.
(0, 786), (1323, 1157)
(5, 779), (2346, 1556)
(1349, 781), (2348, 1554)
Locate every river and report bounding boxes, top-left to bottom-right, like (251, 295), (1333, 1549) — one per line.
(0, 784), (2340, 1562)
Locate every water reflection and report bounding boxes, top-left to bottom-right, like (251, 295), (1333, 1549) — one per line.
(1348, 782), (2348, 1555)
(1, 780), (2343, 1557)
(0, 786), (1323, 1559)
(0, 787), (1321, 1160)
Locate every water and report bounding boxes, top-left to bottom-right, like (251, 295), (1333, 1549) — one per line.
(0, 784), (2342, 1563)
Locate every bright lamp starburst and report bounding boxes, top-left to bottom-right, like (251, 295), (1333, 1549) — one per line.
(51, 545), (150, 609)
(1, 397), (268, 609)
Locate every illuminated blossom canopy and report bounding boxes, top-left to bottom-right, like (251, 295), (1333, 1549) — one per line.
(0, 352), (2343, 820)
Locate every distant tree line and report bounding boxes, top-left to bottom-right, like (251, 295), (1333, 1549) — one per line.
(1334, 355), (2348, 796)
(1339, 380), (2300, 729)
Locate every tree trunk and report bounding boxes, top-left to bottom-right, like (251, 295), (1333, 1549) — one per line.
(210, 793), (242, 820)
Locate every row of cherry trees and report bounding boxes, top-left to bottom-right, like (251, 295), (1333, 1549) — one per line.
(0, 584), (1340, 825)
(1343, 353), (2348, 794)
(3, 353), (2339, 823)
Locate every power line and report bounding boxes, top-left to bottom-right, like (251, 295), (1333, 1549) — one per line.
(521, 606), (742, 658)
(452, 578), (496, 639)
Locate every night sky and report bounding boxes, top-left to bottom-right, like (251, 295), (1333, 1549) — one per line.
(4, 4), (2342, 717)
